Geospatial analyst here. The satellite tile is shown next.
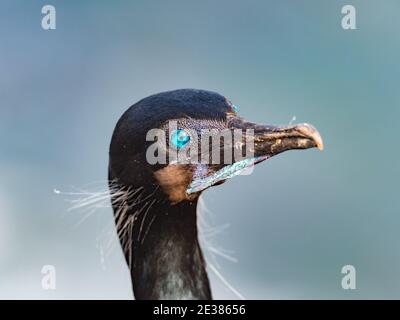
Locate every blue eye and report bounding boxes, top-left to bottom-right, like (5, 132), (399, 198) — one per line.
(171, 129), (190, 149)
(232, 104), (239, 113)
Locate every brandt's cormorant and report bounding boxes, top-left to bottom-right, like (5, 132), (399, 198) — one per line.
(108, 89), (323, 300)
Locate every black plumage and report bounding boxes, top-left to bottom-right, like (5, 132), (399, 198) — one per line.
(108, 89), (323, 300)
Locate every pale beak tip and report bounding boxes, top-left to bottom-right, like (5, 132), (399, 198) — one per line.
(316, 140), (324, 151)
(313, 131), (324, 151)
(295, 123), (324, 151)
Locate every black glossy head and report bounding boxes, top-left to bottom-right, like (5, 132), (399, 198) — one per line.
(109, 89), (323, 204)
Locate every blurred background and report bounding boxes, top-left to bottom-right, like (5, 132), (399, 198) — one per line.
(0, 0), (399, 299)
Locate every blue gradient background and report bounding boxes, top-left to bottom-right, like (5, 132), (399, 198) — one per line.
(1, 0), (399, 299)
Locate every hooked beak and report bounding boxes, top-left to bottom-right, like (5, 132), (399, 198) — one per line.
(186, 117), (323, 195)
(229, 117), (323, 159)
(252, 122), (324, 156)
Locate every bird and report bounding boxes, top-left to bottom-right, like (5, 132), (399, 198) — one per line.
(108, 89), (323, 300)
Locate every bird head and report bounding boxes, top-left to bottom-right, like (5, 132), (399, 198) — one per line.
(109, 89), (323, 204)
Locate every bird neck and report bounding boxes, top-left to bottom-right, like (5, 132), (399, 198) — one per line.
(129, 198), (212, 300)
